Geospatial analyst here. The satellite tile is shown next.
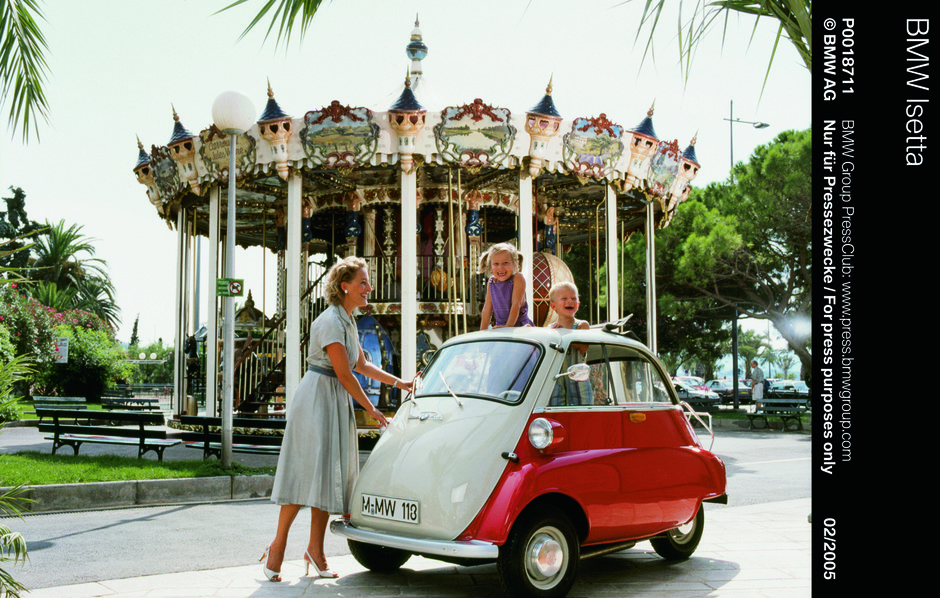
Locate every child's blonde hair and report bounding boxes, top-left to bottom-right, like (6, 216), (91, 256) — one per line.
(548, 280), (579, 303)
(479, 242), (523, 275)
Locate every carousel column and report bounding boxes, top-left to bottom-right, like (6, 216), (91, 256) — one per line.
(285, 173), (303, 401)
(518, 175), (535, 314)
(606, 183), (619, 323)
(387, 73), (425, 382)
(645, 200), (657, 355)
(464, 191), (483, 314)
(206, 186), (220, 416)
(401, 168), (418, 382)
(173, 207), (190, 415)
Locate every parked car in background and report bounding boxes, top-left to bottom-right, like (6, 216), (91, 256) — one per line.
(673, 380), (721, 412)
(674, 376), (708, 391)
(331, 326), (727, 598)
(706, 379), (752, 405)
(768, 380), (809, 405)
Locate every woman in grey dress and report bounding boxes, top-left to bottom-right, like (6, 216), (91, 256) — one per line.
(261, 257), (413, 581)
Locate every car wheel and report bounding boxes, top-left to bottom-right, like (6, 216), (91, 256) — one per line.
(347, 539), (411, 573)
(650, 506), (705, 560)
(498, 508), (579, 598)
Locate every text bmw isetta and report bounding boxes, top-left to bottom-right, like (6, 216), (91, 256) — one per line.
(331, 325), (727, 597)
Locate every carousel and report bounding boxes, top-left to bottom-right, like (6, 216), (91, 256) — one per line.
(133, 19), (701, 424)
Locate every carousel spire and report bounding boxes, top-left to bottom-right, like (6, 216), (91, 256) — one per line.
(133, 136), (162, 214)
(668, 132), (701, 209)
(388, 69), (427, 172)
(167, 106), (201, 195)
(168, 105), (195, 145)
(524, 77), (563, 177)
(406, 14), (428, 77)
(624, 102), (659, 190)
(682, 131), (699, 165)
(257, 79), (293, 180)
(134, 135), (150, 170)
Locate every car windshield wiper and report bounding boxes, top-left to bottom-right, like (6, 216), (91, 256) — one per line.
(438, 372), (464, 407)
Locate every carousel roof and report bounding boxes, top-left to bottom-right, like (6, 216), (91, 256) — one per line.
(133, 20), (701, 251)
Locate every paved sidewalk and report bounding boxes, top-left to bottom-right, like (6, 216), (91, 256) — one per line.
(21, 498), (811, 598)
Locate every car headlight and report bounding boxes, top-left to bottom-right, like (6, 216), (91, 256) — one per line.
(528, 418), (554, 450)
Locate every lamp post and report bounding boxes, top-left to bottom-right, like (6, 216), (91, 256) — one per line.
(212, 91), (255, 466)
(723, 100), (769, 410)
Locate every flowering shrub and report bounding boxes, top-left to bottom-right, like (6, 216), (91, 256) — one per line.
(1, 283), (123, 400)
(31, 326), (132, 400)
(0, 283), (57, 366)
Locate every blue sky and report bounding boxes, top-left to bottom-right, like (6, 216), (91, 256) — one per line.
(0, 0), (811, 344)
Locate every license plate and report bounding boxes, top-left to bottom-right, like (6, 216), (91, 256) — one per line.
(361, 493), (420, 524)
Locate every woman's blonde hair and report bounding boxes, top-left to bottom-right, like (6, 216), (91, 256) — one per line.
(479, 242), (522, 275)
(324, 256), (368, 305)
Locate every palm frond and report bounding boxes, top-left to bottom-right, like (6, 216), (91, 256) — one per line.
(0, 0), (50, 142)
(626, 0), (812, 92)
(218, 0), (327, 49)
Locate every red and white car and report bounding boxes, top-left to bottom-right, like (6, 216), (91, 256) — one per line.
(331, 325), (727, 597)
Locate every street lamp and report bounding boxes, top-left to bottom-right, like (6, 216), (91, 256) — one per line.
(212, 90), (255, 467)
(723, 100), (768, 410)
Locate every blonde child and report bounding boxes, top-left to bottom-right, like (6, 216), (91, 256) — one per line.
(547, 281), (590, 332)
(479, 243), (534, 329)
(546, 281), (592, 405)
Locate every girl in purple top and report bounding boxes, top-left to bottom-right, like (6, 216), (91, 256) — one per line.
(479, 243), (534, 329)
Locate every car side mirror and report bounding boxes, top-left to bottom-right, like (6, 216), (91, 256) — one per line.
(555, 363), (590, 382)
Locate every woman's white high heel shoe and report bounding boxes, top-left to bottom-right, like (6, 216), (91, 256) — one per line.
(260, 545), (282, 582)
(305, 550), (338, 578)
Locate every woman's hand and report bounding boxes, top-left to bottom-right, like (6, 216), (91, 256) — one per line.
(368, 405), (389, 427)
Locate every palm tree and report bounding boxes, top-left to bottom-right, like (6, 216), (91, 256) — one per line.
(28, 220), (121, 328)
(630, 0), (812, 95)
(0, 0), (49, 142)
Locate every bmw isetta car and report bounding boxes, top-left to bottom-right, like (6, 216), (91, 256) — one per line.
(331, 324), (727, 597)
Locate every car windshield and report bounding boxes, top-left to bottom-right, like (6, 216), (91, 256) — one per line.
(415, 339), (541, 404)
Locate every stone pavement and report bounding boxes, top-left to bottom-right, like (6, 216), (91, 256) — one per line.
(20, 498), (811, 598)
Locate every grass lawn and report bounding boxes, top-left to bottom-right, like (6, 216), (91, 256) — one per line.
(0, 452), (275, 487)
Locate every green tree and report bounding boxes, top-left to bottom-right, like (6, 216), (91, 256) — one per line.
(27, 220), (120, 329)
(0, 187), (44, 272)
(32, 324), (131, 401)
(129, 314), (140, 348)
(679, 129), (812, 380)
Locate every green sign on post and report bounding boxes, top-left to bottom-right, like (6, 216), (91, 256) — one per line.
(216, 278), (244, 297)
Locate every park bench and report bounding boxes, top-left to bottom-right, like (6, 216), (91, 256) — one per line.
(37, 408), (181, 461)
(101, 397), (161, 411)
(746, 396), (810, 431)
(178, 415), (285, 459)
(102, 385), (134, 399)
(29, 397), (87, 422)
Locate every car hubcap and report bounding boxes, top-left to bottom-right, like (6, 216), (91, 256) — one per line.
(526, 529), (565, 582)
(670, 518), (696, 544)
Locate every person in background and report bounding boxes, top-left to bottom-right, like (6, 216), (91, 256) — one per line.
(261, 257), (413, 582)
(751, 359), (765, 404)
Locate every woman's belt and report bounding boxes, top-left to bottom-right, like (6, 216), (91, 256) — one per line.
(307, 364), (337, 378)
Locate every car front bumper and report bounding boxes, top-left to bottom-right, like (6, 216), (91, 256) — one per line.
(329, 519), (500, 560)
